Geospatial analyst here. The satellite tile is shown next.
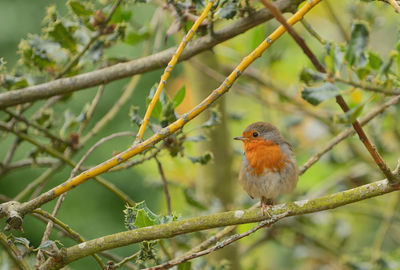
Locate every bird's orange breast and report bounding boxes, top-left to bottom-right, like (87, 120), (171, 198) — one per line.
(243, 140), (287, 176)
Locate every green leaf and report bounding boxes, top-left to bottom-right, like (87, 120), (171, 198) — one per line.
(379, 55), (395, 77)
(125, 29), (151, 46)
(110, 6), (132, 23)
(368, 52), (381, 70)
(356, 67), (370, 80)
(47, 21), (77, 52)
(183, 188), (207, 210)
(173, 86), (186, 108)
(301, 82), (340, 106)
(345, 22), (369, 66)
(68, 0), (93, 16)
(299, 68), (327, 84)
(18, 35), (60, 70)
(124, 201), (159, 230)
(178, 262), (192, 270)
(216, 0), (238, 19)
(188, 152), (213, 165)
(134, 209), (156, 228)
(3, 75), (29, 90)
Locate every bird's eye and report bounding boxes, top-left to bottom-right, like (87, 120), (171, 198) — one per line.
(252, 132), (259, 137)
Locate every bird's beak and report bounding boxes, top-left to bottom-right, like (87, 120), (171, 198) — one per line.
(234, 136), (246, 141)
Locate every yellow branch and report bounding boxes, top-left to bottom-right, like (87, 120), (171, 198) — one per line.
(33, 0), (321, 204)
(135, 0), (215, 142)
(388, 0), (400, 13)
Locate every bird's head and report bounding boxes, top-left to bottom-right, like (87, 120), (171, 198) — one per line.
(234, 122), (284, 146)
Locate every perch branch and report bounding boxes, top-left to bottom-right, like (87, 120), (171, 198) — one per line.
(39, 177), (400, 269)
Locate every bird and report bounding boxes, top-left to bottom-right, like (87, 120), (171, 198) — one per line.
(234, 122), (298, 216)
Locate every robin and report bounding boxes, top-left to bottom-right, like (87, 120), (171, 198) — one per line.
(234, 122), (298, 215)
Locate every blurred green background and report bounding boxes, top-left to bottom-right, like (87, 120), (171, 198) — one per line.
(1, 0), (400, 269)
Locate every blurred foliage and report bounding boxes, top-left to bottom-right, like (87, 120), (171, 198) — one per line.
(1, 0), (400, 269)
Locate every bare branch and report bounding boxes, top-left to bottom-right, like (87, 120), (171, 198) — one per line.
(155, 157), (172, 215)
(299, 95), (400, 175)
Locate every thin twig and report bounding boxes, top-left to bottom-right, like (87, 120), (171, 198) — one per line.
(300, 19), (326, 44)
(335, 77), (400, 96)
(0, 231), (30, 270)
(323, 0), (349, 41)
(78, 85), (105, 135)
(261, 0), (396, 183)
(35, 193), (68, 269)
(155, 157), (172, 215)
(32, 208), (105, 268)
(14, 163), (63, 201)
(2, 138), (20, 167)
(114, 251), (140, 269)
(370, 193), (400, 264)
(81, 76), (140, 144)
(299, 95), (400, 175)
(72, 131), (136, 177)
(4, 108), (70, 146)
(145, 212), (289, 270)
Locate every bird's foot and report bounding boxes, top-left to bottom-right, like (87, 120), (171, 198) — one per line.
(261, 197), (274, 218)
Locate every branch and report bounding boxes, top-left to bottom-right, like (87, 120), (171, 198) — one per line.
(299, 94), (400, 175)
(0, 0), (303, 109)
(39, 177), (400, 269)
(155, 157), (172, 215)
(387, 0), (400, 13)
(145, 213), (289, 270)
